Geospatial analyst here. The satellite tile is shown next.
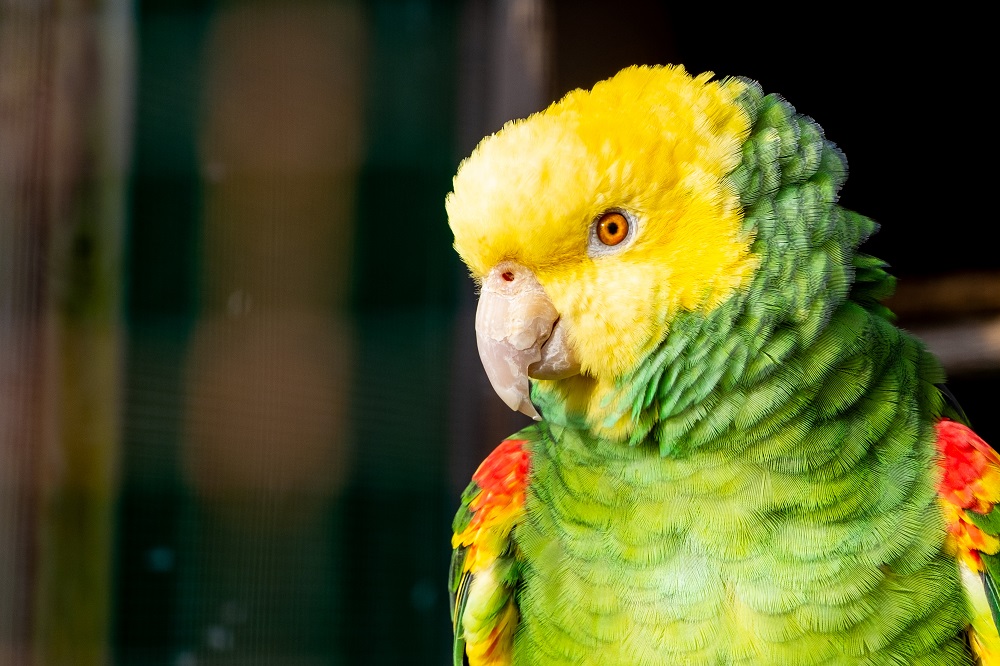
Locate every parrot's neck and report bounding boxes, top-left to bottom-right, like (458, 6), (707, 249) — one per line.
(533, 289), (931, 463)
(531, 285), (749, 452)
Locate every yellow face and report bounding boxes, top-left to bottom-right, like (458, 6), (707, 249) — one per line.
(447, 66), (760, 434)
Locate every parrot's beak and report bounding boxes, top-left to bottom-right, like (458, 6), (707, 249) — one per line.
(475, 262), (580, 420)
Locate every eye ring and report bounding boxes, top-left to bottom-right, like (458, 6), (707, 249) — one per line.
(596, 211), (629, 246)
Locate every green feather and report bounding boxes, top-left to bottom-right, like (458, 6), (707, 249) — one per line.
(982, 554), (1000, 627)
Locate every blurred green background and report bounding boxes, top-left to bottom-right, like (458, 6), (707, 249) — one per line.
(0, 2), (995, 664)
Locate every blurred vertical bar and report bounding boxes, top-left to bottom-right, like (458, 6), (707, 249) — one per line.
(179, 2), (364, 663)
(0, 1), (133, 664)
(343, 1), (467, 662)
(456, 0), (551, 147)
(449, 0), (551, 493)
(117, 4), (207, 662)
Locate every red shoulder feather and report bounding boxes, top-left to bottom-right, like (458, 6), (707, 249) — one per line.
(935, 418), (1000, 663)
(450, 438), (530, 666)
(937, 419), (1000, 570)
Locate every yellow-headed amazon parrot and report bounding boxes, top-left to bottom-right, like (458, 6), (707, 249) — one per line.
(446, 64), (1000, 665)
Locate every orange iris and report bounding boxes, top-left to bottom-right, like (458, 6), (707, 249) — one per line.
(597, 211), (629, 246)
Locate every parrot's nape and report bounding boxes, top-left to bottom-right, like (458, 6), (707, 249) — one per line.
(446, 65), (1000, 665)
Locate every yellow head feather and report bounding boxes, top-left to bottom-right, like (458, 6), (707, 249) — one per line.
(447, 65), (760, 436)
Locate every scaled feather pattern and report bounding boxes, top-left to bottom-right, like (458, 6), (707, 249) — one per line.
(447, 65), (1000, 665)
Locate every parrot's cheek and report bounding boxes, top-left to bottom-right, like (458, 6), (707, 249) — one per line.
(475, 262), (580, 420)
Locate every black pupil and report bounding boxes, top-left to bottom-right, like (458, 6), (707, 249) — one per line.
(606, 222), (618, 235)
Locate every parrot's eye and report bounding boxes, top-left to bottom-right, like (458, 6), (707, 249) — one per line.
(597, 212), (629, 246)
(589, 209), (635, 256)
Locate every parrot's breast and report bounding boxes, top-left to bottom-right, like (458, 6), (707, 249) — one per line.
(512, 418), (970, 665)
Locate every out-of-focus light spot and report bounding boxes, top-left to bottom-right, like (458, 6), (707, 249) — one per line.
(410, 578), (437, 611)
(175, 651), (197, 666)
(203, 161), (226, 183)
(183, 313), (353, 502)
(221, 600), (248, 625)
(206, 625), (234, 651)
(146, 546), (175, 572)
(225, 290), (251, 317)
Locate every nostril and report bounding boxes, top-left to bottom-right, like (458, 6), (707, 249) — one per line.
(501, 271), (515, 282)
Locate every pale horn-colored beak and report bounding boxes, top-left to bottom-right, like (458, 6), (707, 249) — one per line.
(475, 261), (580, 420)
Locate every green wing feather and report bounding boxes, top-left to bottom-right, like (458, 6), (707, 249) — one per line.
(450, 544), (472, 664)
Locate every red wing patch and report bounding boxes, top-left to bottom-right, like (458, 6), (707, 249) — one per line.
(936, 419), (1000, 571)
(935, 418), (1000, 664)
(453, 439), (530, 569)
(450, 438), (530, 666)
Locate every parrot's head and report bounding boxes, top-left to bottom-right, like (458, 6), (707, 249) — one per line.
(447, 65), (859, 446)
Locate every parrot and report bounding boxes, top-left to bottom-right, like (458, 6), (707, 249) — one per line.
(445, 64), (1000, 665)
